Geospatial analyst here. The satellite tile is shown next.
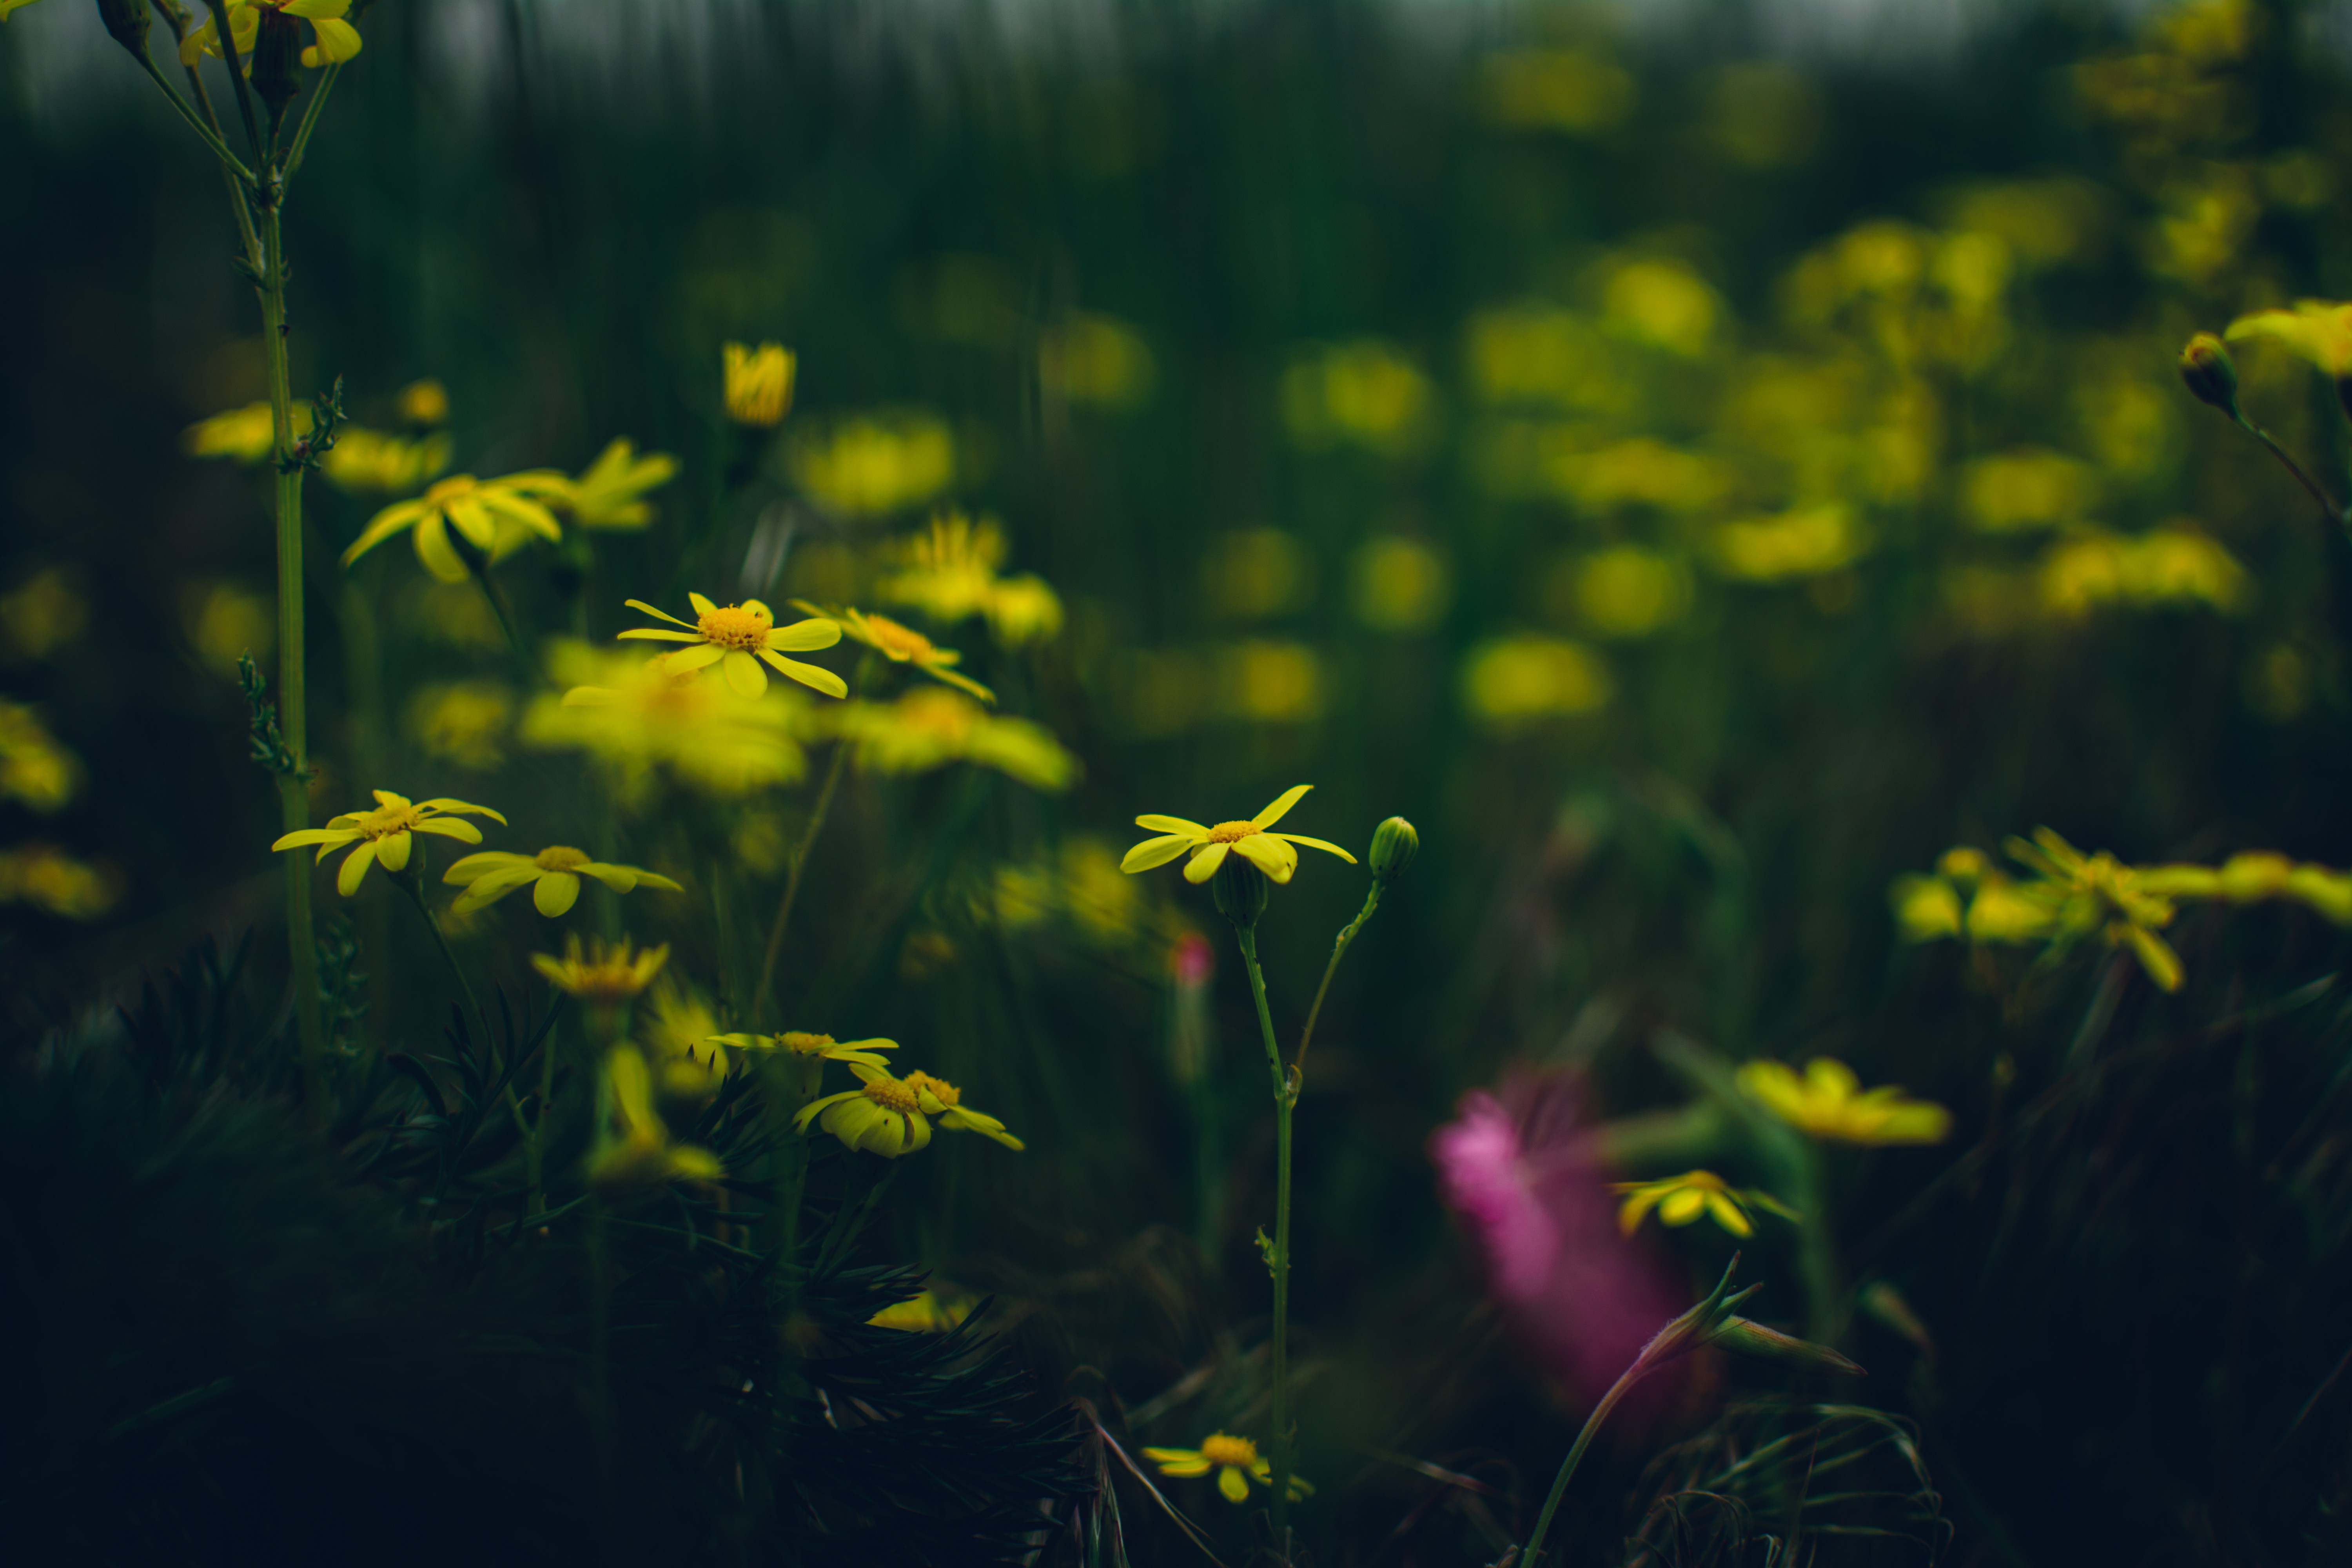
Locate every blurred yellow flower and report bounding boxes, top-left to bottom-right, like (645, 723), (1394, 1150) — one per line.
(0, 567), (88, 662)
(1553, 439), (1728, 514)
(1143, 1433), (1311, 1505)
(1475, 48), (1635, 136)
(0, 701), (80, 813)
(877, 512), (1064, 644)
(1602, 257), (1722, 358)
(1555, 547), (1693, 639)
(0, 842), (120, 921)
(1460, 635), (1613, 725)
(723, 341), (796, 426)
(1464, 305), (1623, 412)
(405, 681), (512, 771)
(808, 602), (995, 702)
(533, 933), (669, 1004)
(320, 428), (452, 495)
(1216, 639), (1325, 724)
(564, 438), (677, 530)
(1714, 503), (1869, 582)
(707, 1031), (898, 1068)
(590, 1046), (721, 1188)
(643, 975), (728, 1098)
(1039, 313), (1156, 408)
(1351, 537), (1453, 632)
(2036, 527), (2247, 617)
(1960, 448), (2099, 532)
(2225, 300), (2352, 377)
(1889, 873), (1964, 942)
(830, 688), (1076, 790)
(185, 581), (274, 677)
(1738, 1058), (1951, 1145)
(1120, 784), (1356, 887)
(398, 379), (450, 426)
(868, 1289), (978, 1332)
(788, 411), (956, 516)
(619, 593), (847, 699)
(1612, 1169), (1797, 1238)
(272, 790), (506, 897)
(343, 472), (569, 583)
(185, 400), (307, 463)
(2005, 828), (2186, 989)
(443, 846), (682, 917)
(524, 641), (810, 797)
(180, 0), (363, 69)
(1282, 340), (1434, 455)
(795, 1062), (935, 1158)
(903, 1070), (1025, 1149)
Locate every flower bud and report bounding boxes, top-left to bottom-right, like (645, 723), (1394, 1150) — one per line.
(1212, 855), (1269, 930)
(1370, 815), (1419, 882)
(2178, 332), (2240, 419)
(96, 0), (152, 59)
(1709, 1316), (1866, 1377)
(250, 9), (305, 130)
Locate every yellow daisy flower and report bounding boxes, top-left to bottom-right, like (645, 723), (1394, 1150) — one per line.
(797, 601), (995, 703)
(793, 1062), (934, 1158)
(564, 438), (677, 530)
(589, 1046), (722, 1189)
(619, 594), (848, 700)
(441, 845), (684, 917)
(1737, 1058), (1951, 1146)
(643, 975), (728, 1098)
(723, 341), (797, 427)
(1119, 784), (1357, 887)
(706, 1030), (900, 1068)
(2225, 300), (2352, 378)
(531, 934), (670, 1005)
(271, 789), (506, 897)
(343, 472), (569, 583)
(1142, 1433), (1312, 1505)
(398, 379), (450, 426)
(179, 0), (362, 69)
(524, 641), (811, 798)
(828, 688), (1077, 791)
(902, 1070), (1025, 1150)
(1610, 1170), (1797, 1238)
(877, 512), (1065, 646)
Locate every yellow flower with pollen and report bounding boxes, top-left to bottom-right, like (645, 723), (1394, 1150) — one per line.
(795, 1063), (935, 1158)
(901, 1070), (1025, 1150)
(799, 602), (995, 702)
(620, 595), (848, 700)
(2225, 300), (2352, 378)
(271, 790), (506, 897)
(564, 438), (678, 530)
(532, 934), (670, 1005)
(1142, 1433), (1312, 1505)
(1737, 1058), (1951, 1146)
(590, 1047), (722, 1189)
(1120, 784), (1357, 886)
(723, 341), (796, 427)
(441, 845), (684, 917)
(343, 471), (569, 583)
(179, 0), (363, 68)
(1611, 1170), (1798, 1238)
(706, 1030), (900, 1068)
(828, 689), (1077, 791)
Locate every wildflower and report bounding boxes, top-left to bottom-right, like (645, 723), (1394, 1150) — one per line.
(532, 933), (669, 1005)
(590, 1047), (722, 1189)
(902, 1070), (1025, 1149)
(524, 641), (809, 797)
(877, 512), (1065, 645)
(179, 0), (363, 69)
(705, 1030), (899, 1068)
(321, 428), (453, 495)
(618, 594), (846, 700)
(723, 341), (796, 426)
(829, 689), (1076, 791)
(1737, 1058), (1951, 1145)
(0, 842), (120, 920)
(0, 566), (88, 662)
(405, 681), (512, 770)
(1370, 816), (1419, 882)
(794, 1062), (934, 1158)
(441, 846), (683, 917)
(1889, 873), (1963, 941)
(398, 379), (450, 426)
(2225, 300), (2352, 377)
(868, 1289), (978, 1332)
(565, 438), (677, 530)
(787, 412), (956, 516)
(1611, 1170), (1796, 1238)
(2005, 828), (2188, 989)
(271, 790), (506, 897)
(1120, 784), (1357, 887)
(643, 975), (727, 1098)
(0, 702), (80, 813)
(804, 603), (995, 702)
(2178, 332), (2241, 417)
(1461, 635), (1613, 724)
(342, 471), (568, 583)
(186, 401), (308, 463)
(1142, 1433), (1312, 1505)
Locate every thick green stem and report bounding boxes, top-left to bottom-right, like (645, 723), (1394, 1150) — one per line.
(1234, 924), (1296, 1535)
(1523, 1359), (1646, 1566)
(755, 740), (850, 1026)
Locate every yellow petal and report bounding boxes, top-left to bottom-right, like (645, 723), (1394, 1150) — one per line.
(689, 592), (720, 617)
(1704, 1192), (1755, 1237)
(272, 828), (350, 851)
(616, 628), (702, 643)
(413, 818), (484, 844)
(341, 500), (428, 566)
(723, 649), (769, 699)
(1218, 1466), (1251, 1504)
(534, 871), (581, 916)
(1253, 784), (1314, 829)
(1659, 1187), (1707, 1225)
(766, 618), (842, 652)
(1616, 1186), (1663, 1236)
(337, 840), (378, 896)
(414, 515), (471, 583)
(625, 598), (698, 630)
(1120, 834), (1195, 873)
(1270, 832), (1358, 863)
(375, 830), (413, 872)
(307, 15), (363, 62)
(1183, 842), (1230, 884)
(760, 650), (849, 698)
(1232, 833), (1297, 884)
(1134, 815), (1210, 837)
(662, 643), (726, 673)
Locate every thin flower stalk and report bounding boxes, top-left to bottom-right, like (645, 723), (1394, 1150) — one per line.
(1231, 920), (1299, 1535)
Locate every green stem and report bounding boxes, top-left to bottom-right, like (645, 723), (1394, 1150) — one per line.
(2240, 416), (2348, 526)
(527, 1010), (560, 1216)
(280, 61), (343, 186)
(1293, 882), (1383, 1078)
(1793, 1142), (1842, 1348)
(199, 0), (264, 160)
(1523, 1358), (1648, 1567)
(755, 739), (849, 1025)
(1234, 924), (1297, 1536)
(398, 866), (492, 1049)
(132, 49), (258, 184)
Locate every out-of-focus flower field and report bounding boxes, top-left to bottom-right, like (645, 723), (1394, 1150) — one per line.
(11, 1), (2352, 1564)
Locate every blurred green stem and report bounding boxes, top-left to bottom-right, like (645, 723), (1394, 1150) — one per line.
(1293, 880), (1383, 1078)
(1233, 924), (1297, 1535)
(756, 739), (849, 1026)
(1523, 1356), (1644, 1567)
(1793, 1142), (1841, 1348)
(2237, 414), (2347, 527)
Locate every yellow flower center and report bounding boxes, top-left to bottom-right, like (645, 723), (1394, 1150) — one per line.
(782, 1031), (835, 1055)
(354, 801), (425, 840)
(1199, 1434), (1259, 1468)
(1206, 821), (1261, 844)
(904, 1069), (960, 1107)
(697, 603), (773, 651)
(862, 1076), (921, 1114)
(423, 474), (480, 505)
(534, 845), (591, 871)
(864, 613), (935, 661)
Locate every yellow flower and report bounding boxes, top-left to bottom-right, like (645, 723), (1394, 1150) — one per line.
(185, 401), (309, 463)
(1120, 784), (1357, 887)
(1737, 1058), (1952, 1146)
(398, 379), (450, 426)
(706, 1030), (900, 1068)
(1611, 1170), (1797, 1238)
(531, 933), (670, 1004)
(901, 1070), (1025, 1150)
(828, 689), (1076, 791)
(619, 594), (847, 699)
(2225, 300), (2352, 377)
(523, 641), (810, 797)
(271, 789), (506, 897)
(643, 975), (727, 1098)
(876, 512), (1064, 645)
(794, 1063), (934, 1158)
(0, 701), (80, 813)
(320, 428), (452, 495)
(179, 0), (363, 69)
(441, 846), (683, 917)
(801, 602), (995, 702)
(1142, 1433), (1312, 1505)
(868, 1289), (978, 1332)
(1888, 873), (1964, 942)
(565, 438), (678, 530)
(590, 1046), (722, 1189)
(343, 471), (569, 583)
(787, 412), (956, 516)
(2004, 828), (2186, 991)
(0, 842), (120, 920)
(723, 341), (796, 427)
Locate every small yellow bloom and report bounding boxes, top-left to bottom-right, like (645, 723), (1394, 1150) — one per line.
(706, 1030), (899, 1068)
(643, 975), (727, 1098)
(1611, 1170), (1797, 1238)
(1889, 873), (1964, 942)
(620, 594), (848, 700)
(320, 427), (452, 495)
(185, 401), (309, 463)
(723, 341), (796, 426)
(271, 789), (506, 897)
(802, 602), (995, 703)
(2004, 828), (2186, 990)
(441, 846), (683, 917)
(590, 1046), (722, 1189)
(2225, 300), (2352, 378)
(0, 841), (120, 920)
(902, 1070), (1025, 1150)
(1737, 1058), (1951, 1146)
(398, 379), (450, 426)
(868, 1289), (978, 1332)
(1142, 1433), (1312, 1505)
(343, 471), (569, 583)
(794, 1063), (934, 1158)
(0, 701), (80, 813)
(531, 933), (670, 1005)
(787, 412), (956, 516)
(828, 688), (1076, 791)
(524, 641), (811, 797)
(1120, 784), (1357, 887)
(876, 512), (1064, 645)
(179, 0), (362, 69)
(565, 438), (678, 530)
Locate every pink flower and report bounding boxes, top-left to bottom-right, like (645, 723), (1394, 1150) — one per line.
(1430, 1071), (1687, 1401)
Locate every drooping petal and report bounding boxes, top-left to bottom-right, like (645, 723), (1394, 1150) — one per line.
(1183, 842), (1230, 884)
(443, 495), (497, 549)
(759, 650), (848, 698)
(337, 840), (379, 896)
(1134, 815), (1210, 837)
(413, 818), (485, 844)
(304, 15), (363, 62)
(1231, 833), (1297, 884)
(341, 500), (432, 566)
(929, 664), (997, 704)
(281, 0), (352, 20)
(273, 827), (354, 851)
(375, 830), (414, 872)
(178, 16), (219, 66)
(1659, 1187), (1707, 1225)
(575, 863), (639, 893)
(615, 628), (703, 642)
(442, 849), (528, 883)
(1703, 1192), (1755, 1237)
(625, 598), (699, 630)
(483, 491), (561, 541)
(419, 799), (507, 822)
(533, 871), (582, 916)
(793, 1090), (862, 1131)
(1270, 832), (1358, 863)
(1218, 1466), (1251, 1504)
(1615, 1185), (1664, 1236)
(414, 515), (472, 583)
(450, 865), (539, 910)
(766, 617), (843, 652)
(662, 642), (726, 673)
(722, 649), (769, 699)
(1121, 834), (1194, 873)
(1142, 1452), (1214, 1477)
(1253, 784), (1314, 829)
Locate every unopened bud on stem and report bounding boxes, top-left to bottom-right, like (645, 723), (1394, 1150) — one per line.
(96, 0), (152, 58)
(2179, 332), (2241, 420)
(250, 9), (304, 132)
(1370, 816), (1419, 882)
